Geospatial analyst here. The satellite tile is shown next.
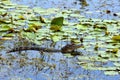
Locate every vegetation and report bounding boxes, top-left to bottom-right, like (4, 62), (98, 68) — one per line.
(0, 0), (120, 79)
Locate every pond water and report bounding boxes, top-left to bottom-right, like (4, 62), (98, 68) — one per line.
(0, 0), (120, 80)
(11, 0), (120, 19)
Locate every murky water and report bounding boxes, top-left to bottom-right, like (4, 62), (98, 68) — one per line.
(11, 0), (120, 19)
(0, 0), (120, 80)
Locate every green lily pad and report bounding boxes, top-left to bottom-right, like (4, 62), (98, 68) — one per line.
(112, 35), (120, 41)
(104, 71), (118, 75)
(0, 25), (11, 32)
(21, 31), (36, 40)
(51, 35), (62, 42)
(50, 17), (64, 31)
(2, 33), (15, 37)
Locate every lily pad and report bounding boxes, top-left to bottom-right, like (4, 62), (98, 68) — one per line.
(50, 17), (64, 31)
(112, 35), (120, 41)
(104, 71), (118, 75)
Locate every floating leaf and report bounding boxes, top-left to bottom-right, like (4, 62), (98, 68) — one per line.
(64, 54), (73, 58)
(51, 35), (61, 42)
(0, 46), (5, 49)
(112, 35), (120, 41)
(50, 17), (64, 31)
(0, 37), (12, 40)
(3, 33), (15, 37)
(18, 15), (25, 20)
(24, 23), (41, 32)
(111, 48), (119, 53)
(21, 32), (36, 40)
(104, 71), (118, 75)
(75, 24), (88, 30)
(0, 25), (11, 32)
(33, 7), (46, 14)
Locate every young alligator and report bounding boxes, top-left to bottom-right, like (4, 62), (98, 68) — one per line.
(7, 44), (83, 54)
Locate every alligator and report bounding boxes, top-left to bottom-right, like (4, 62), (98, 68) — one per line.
(7, 44), (83, 55)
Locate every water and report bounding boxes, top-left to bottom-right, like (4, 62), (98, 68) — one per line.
(11, 0), (120, 19)
(0, 0), (120, 80)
